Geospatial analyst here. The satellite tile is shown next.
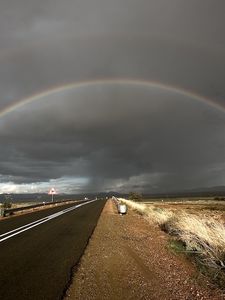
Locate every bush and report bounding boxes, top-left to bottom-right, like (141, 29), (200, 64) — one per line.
(2, 202), (12, 209)
(128, 192), (142, 201)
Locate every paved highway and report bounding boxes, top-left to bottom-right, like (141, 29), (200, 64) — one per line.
(0, 199), (106, 300)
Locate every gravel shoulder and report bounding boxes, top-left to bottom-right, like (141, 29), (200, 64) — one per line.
(65, 199), (224, 300)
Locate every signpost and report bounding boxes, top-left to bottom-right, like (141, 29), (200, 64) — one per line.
(48, 188), (56, 202)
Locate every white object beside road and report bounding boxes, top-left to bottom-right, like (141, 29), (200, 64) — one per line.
(118, 204), (127, 214)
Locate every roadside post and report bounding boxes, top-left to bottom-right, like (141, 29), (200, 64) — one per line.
(118, 203), (127, 215)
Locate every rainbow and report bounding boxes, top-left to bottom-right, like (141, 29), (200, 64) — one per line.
(0, 78), (224, 119)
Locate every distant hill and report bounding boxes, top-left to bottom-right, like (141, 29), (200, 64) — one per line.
(143, 186), (225, 198)
(0, 186), (225, 203)
(0, 192), (128, 203)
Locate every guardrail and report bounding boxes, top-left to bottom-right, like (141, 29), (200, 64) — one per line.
(0, 199), (81, 217)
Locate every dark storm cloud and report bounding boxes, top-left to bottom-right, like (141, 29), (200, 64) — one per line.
(0, 36), (225, 111)
(0, 1), (225, 107)
(0, 0), (225, 193)
(0, 84), (225, 192)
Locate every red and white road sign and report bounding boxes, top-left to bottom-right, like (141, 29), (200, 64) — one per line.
(48, 188), (57, 195)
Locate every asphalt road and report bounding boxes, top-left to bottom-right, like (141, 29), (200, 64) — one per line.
(0, 199), (106, 300)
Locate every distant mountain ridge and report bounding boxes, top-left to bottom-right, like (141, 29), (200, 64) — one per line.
(0, 186), (225, 203)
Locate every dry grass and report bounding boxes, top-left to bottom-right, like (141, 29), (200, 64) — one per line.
(176, 213), (225, 269)
(118, 198), (225, 271)
(118, 198), (174, 226)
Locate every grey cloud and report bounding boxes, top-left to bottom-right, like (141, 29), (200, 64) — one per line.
(0, 84), (225, 192)
(0, 36), (224, 113)
(1, 1), (225, 48)
(0, 0), (225, 193)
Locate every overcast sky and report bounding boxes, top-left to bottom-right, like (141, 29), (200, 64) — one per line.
(0, 0), (225, 194)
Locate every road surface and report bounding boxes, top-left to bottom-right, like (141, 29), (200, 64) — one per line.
(0, 199), (106, 300)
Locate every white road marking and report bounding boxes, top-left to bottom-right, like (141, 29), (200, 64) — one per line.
(0, 200), (97, 243)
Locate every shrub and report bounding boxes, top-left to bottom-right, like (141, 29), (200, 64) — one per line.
(2, 202), (12, 209)
(128, 192), (142, 201)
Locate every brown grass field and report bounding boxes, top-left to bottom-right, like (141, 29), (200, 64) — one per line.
(119, 197), (225, 287)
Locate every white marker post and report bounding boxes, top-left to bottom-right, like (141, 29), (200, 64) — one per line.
(48, 188), (56, 202)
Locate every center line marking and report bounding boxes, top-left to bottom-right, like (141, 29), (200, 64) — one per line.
(0, 200), (97, 243)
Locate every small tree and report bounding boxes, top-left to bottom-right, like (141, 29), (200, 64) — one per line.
(2, 202), (12, 209)
(129, 192), (142, 201)
(2, 194), (12, 209)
